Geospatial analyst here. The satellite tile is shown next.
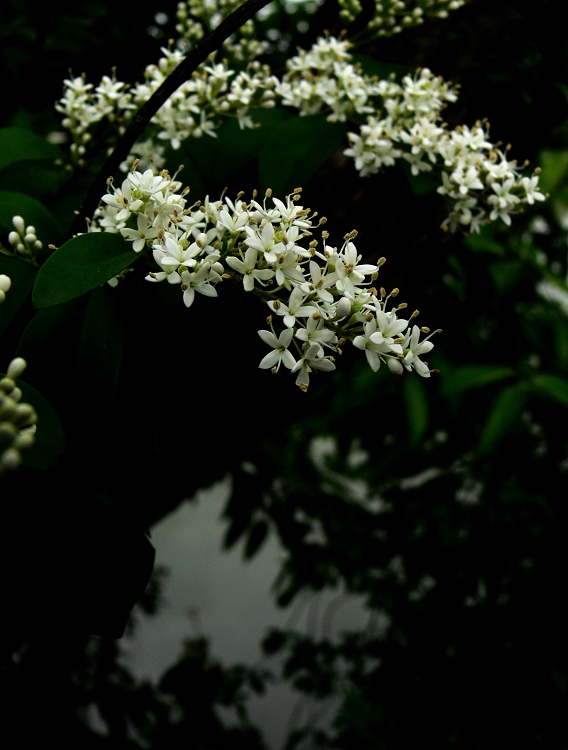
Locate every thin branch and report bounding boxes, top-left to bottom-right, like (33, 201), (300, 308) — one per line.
(68, 0), (274, 239)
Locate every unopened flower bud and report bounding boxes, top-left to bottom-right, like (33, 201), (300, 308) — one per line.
(388, 358), (404, 375)
(12, 216), (25, 233)
(1, 447), (21, 471)
(0, 275), (11, 293)
(6, 357), (26, 380)
(336, 297), (351, 318)
(8, 232), (20, 247)
(0, 423), (17, 446)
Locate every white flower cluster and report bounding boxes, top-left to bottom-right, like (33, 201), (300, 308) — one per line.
(57, 48), (277, 170)
(274, 36), (383, 123)
(0, 275), (10, 305)
(0, 358), (37, 475)
(131, 48), (277, 151)
(338, 0), (466, 37)
(93, 168), (439, 389)
(343, 68), (545, 232)
(55, 74), (134, 165)
(56, 31), (545, 234)
(175, 0), (268, 62)
(3, 215), (43, 263)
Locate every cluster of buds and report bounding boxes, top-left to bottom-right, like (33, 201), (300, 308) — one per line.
(0, 358), (37, 475)
(3, 215), (43, 264)
(0, 274), (11, 304)
(93, 168), (439, 390)
(338, 0), (466, 36)
(175, 0), (268, 62)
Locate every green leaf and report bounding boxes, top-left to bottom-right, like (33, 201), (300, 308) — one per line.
(0, 127), (64, 173)
(464, 225), (505, 256)
(441, 364), (515, 398)
(76, 285), (124, 410)
(258, 115), (347, 196)
(32, 232), (139, 308)
(174, 108), (292, 191)
(16, 299), (84, 369)
(488, 259), (526, 293)
(0, 191), (64, 245)
(400, 160), (439, 196)
(478, 385), (526, 454)
(350, 55), (410, 83)
(529, 373), (568, 409)
(537, 149), (568, 195)
(0, 256), (37, 336)
(402, 375), (429, 447)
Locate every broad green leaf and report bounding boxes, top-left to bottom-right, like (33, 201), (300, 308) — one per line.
(17, 299), (84, 365)
(0, 160), (66, 200)
(258, 115), (347, 196)
(441, 364), (515, 398)
(529, 373), (568, 409)
(0, 127), (64, 174)
(175, 108), (292, 191)
(32, 232), (139, 308)
(0, 256), (37, 336)
(478, 385), (526, 454)
(0, 191), (64, 245)
(402, 375), (429, 447)
(76, 285), (124, 410)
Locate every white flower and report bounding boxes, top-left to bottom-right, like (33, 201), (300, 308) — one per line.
(258, 328), (296, 371)
(180, 262), (220, 308)
(292, 344), (336, 390)
(401, 325), (435, 377)
(268, 287), (318, 328)
(226, 247), (275, 292)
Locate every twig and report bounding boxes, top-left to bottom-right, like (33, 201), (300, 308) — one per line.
(68, 0), (274, 239)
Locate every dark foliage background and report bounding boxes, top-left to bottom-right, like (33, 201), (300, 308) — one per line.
(1, 0), (568, 747)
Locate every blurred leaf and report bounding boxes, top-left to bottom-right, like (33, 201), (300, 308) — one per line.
(529, 373), (568, 409)
(0, 255), (36, 336)
(537, 149), (568, 195)
(478, 384), (526, 454)
(400, 160), (438, 195)
(552, 318), (568, 370)
(464, 226), (505, 256)
(258, 115), (347, 196)
(402, 375), (429, 447)
(0, 190), (64, 245)
(244, 520), (269, 559)
(0, 127), (64, 173)
(351, 55), (410, 82)
(488, 259), (526, 293)
(32, 232), (139, 308)
(441, 364), (515, 398)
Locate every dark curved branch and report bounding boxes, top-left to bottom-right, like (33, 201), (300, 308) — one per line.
(68, 0), (274, 239)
